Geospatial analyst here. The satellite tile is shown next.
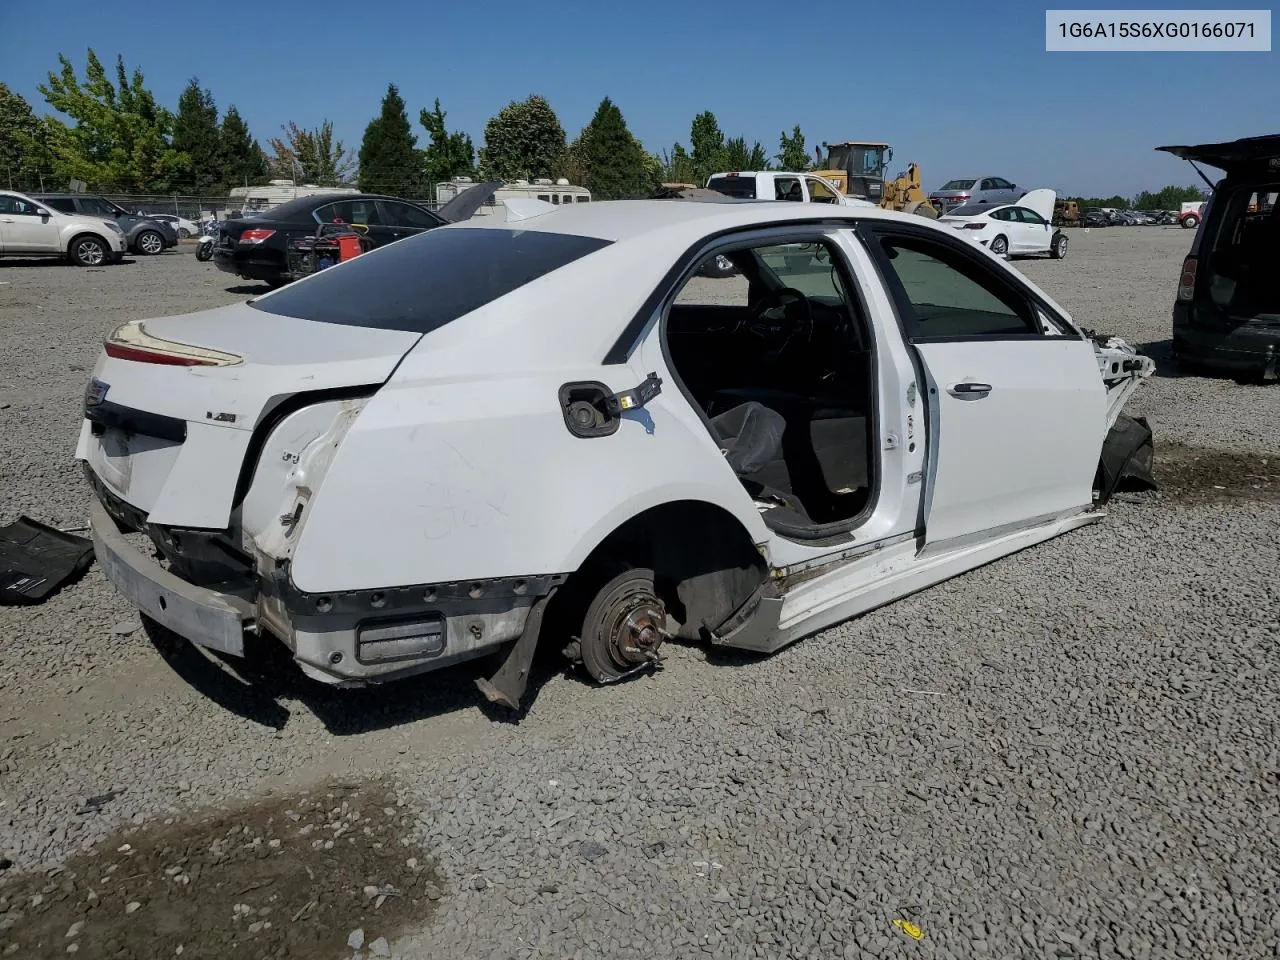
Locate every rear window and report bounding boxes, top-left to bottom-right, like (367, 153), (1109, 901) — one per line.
(706, 176), (757, 199)
(249, 227), (612, 333)
(940, 179), (977, 190)
(944, 203), (991, 218)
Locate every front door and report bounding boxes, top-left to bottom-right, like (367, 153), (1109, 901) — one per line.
(0, 194), (60, 253)
(865, 225), (1106, 548)
(1013, 206), (1052, 253)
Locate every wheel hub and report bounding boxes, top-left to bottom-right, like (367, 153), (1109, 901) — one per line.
(605, 592), (667, 671)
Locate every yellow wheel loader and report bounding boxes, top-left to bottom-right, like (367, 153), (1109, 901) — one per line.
(813, 141), (939, 218)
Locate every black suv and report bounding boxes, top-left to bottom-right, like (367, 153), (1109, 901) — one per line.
(1158, 135), (1280, 378)
(33, 194), (177, 255)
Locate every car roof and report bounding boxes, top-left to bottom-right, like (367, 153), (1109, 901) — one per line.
(231, 193), (431, 221)
(453, 197), (946, 243)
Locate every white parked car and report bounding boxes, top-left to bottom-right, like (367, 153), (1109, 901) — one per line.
(142, 213), (200, 238)
(939, 189), (1068, 259)
(77, 198), (1153, 710)
(0, 190), (128, 266)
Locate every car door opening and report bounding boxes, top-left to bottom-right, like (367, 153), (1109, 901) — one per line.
(663, 238), (877, 534)
(1204, 185), (1280, 322)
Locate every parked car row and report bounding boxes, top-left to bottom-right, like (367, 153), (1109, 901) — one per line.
(1080, 207), (1183, 227)
(0, 191), (129, 265)
(0, 189), (182, 264)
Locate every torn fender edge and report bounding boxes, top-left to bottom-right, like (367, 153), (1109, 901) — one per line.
(1094, 413), (1157, 504)
(1091, 335), (1156, 431)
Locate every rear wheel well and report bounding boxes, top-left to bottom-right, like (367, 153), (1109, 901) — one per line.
(546, 501), (768, 646)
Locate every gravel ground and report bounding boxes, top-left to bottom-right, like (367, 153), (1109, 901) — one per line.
(2, 229), (1278, 960)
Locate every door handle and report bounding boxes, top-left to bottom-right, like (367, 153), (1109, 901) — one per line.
(948, 381), (992, 398)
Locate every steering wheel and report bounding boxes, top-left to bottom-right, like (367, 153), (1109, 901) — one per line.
(739, 286), (814, 354)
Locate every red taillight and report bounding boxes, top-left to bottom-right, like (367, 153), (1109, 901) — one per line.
(963, 222), (986, 230)
(1177, 257), (1198, 301)
(103, 320), (242, 367)
(104, 342), (216, 366)
(238, 228), (276, 244)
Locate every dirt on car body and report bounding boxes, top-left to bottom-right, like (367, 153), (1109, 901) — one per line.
(0, 779), (439, 960)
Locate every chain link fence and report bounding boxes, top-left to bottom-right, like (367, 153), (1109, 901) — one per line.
(6, 177), (464, 223)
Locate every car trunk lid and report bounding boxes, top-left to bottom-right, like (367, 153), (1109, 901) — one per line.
(77, 301), (421, 530)
(1157, 135), (1280, 174)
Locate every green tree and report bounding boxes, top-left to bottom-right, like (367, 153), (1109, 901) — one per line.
(478, 95), (566, 181)
(569, 97), (655, 200)
(660, 143), (696, 183)
(747, 141), (768, 170)
(38, 50), (181, 190)
(359, 83), (421, 195)
(0, 84), (45, 190)
(171, 78), (222, 193)
(1069, 194), (1132, 209)
(722, 136), (750, 171)
(419, 98), (475, 189)
(269, 120), (354, 185)
(218, 106), (269, 189)
(689, 111), (725, 184)
(1132, 185), (1207, 209)
(777, 125), (809, 171)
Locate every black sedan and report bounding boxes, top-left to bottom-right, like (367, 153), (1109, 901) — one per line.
(212, 184), (499, 287)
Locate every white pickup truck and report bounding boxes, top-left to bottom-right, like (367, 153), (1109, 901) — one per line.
(705, 171), (873, 207)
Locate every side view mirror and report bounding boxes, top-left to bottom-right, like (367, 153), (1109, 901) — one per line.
(35, 207), (50, 218)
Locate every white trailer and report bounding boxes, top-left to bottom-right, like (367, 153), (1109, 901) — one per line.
(435, 177), (591, 218)
(223, 180), (360, 218)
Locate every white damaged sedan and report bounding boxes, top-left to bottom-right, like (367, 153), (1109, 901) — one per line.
(78, 197), (1153, 710)
(940, 188), (1069, 260)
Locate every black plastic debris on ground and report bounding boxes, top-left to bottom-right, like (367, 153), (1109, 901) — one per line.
(1095, 413), (1158, 504)
(0, 517), (94, 605)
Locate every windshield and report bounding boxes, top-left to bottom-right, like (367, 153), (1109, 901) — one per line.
(825, 145), (887, 177)
(940, 179), (977, 191)
(706, 176), (757, 199)
(250, 227), (612, 333)
(944, 203), (991, 217)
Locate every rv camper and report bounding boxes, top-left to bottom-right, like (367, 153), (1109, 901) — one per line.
(435, 177), (591, 217)
(223, 179), (360, 218)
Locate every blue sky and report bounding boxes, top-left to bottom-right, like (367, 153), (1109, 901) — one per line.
(1, 0), (1274, 196)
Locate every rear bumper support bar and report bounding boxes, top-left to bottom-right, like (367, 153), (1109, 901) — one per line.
(89, 499), (252, 656)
